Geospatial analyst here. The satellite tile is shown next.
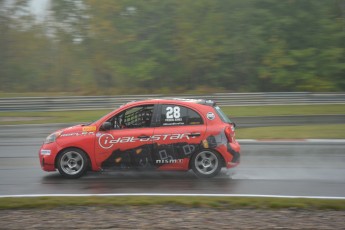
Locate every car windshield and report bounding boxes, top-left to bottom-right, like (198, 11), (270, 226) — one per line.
(214, 106), (232, 123)
(86, 109), (117, 126)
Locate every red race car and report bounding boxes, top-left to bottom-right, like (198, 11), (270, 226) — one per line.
(39, 99), (240, 178)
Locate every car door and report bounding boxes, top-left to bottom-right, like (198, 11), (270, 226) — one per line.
(152, 103), (206, 170)
(95, 104), (156, 170)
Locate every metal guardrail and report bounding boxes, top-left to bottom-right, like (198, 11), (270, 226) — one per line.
(0, 92), (344, 111)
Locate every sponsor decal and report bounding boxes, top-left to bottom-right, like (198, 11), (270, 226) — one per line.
(98, 134), (116, 149)
(206, 112), (215, 120)
(162, 122), (184, 126)
(41, 150), (51, 155)
(155, 159), (183, 164)
(61, 132), (94, 137)
(61, 133), (78, 137)
(98, 133), (193, 149)
(156, 149), (184, 164)
(82, 126), (97, 132)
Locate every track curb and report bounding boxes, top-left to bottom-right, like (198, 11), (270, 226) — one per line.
(1, 193), (345, 199)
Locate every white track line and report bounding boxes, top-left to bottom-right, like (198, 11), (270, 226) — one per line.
(1, 193), (345, 199)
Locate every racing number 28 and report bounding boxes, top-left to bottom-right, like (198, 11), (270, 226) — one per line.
(166, 106), (180, 119)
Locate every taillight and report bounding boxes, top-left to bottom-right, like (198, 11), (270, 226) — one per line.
(224, 126), (233, 143)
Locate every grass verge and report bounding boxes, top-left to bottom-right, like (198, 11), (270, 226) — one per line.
(236, 124), (345, 139)
(0, 104), (344, 125)
(0, 110), (112, 125)
(1, 104), (344, 139)
(223, 104), (345, 117)
(0, 196), (345, 210)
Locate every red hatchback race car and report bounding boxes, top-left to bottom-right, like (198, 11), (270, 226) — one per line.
(39, 98), (240, 178)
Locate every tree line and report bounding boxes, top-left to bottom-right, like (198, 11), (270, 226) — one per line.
(0, 0), (344, 95)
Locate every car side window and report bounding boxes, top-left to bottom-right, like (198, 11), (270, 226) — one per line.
(160, 104), (203, 126)
(109, 105), (154, 129)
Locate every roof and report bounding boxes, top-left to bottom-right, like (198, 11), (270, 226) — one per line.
(120, 98), (216, 107)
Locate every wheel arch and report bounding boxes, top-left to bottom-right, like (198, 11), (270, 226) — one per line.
(188, 148), (226, 170)
(55, 146), (92, 170)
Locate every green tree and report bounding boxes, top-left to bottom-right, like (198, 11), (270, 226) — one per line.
(0, 0), (344, 94)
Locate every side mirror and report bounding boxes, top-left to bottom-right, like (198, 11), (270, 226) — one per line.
(101, 122), (112, 131)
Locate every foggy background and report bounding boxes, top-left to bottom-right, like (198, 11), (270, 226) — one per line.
(0, 0), (344, 95)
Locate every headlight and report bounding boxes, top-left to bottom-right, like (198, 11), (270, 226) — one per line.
(44, 132), (60, 144)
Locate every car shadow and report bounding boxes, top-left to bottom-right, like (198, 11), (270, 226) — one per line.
(40, 169), (236, 194)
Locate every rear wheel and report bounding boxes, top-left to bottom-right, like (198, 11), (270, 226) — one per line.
(57, 148), (88, 179)
(191, 150), (222, 178)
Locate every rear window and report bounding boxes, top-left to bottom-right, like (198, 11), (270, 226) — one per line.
(214, 106), (232, 123)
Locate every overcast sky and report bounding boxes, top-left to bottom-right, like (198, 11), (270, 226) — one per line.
(29, 0), (50, 21)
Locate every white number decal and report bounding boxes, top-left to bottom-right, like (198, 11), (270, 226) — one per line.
(166, 107), (173, 119)
(173, 106), (180, 118)
(166, 106), (180, 119)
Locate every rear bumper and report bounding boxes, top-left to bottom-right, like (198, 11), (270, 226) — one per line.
(226, 142), (241, 168)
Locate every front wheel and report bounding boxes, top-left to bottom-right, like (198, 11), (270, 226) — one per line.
(56, 148), (88, 179)
(191, 150), (222, 178)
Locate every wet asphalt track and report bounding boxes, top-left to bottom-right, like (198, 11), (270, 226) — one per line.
(1, 133), (345, 197)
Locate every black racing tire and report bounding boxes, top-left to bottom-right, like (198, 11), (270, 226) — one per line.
(191, 150), (222, 178)
(56, 148), (88, 179)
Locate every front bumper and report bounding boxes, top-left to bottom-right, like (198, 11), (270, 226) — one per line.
(38, 143), (60, 171)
